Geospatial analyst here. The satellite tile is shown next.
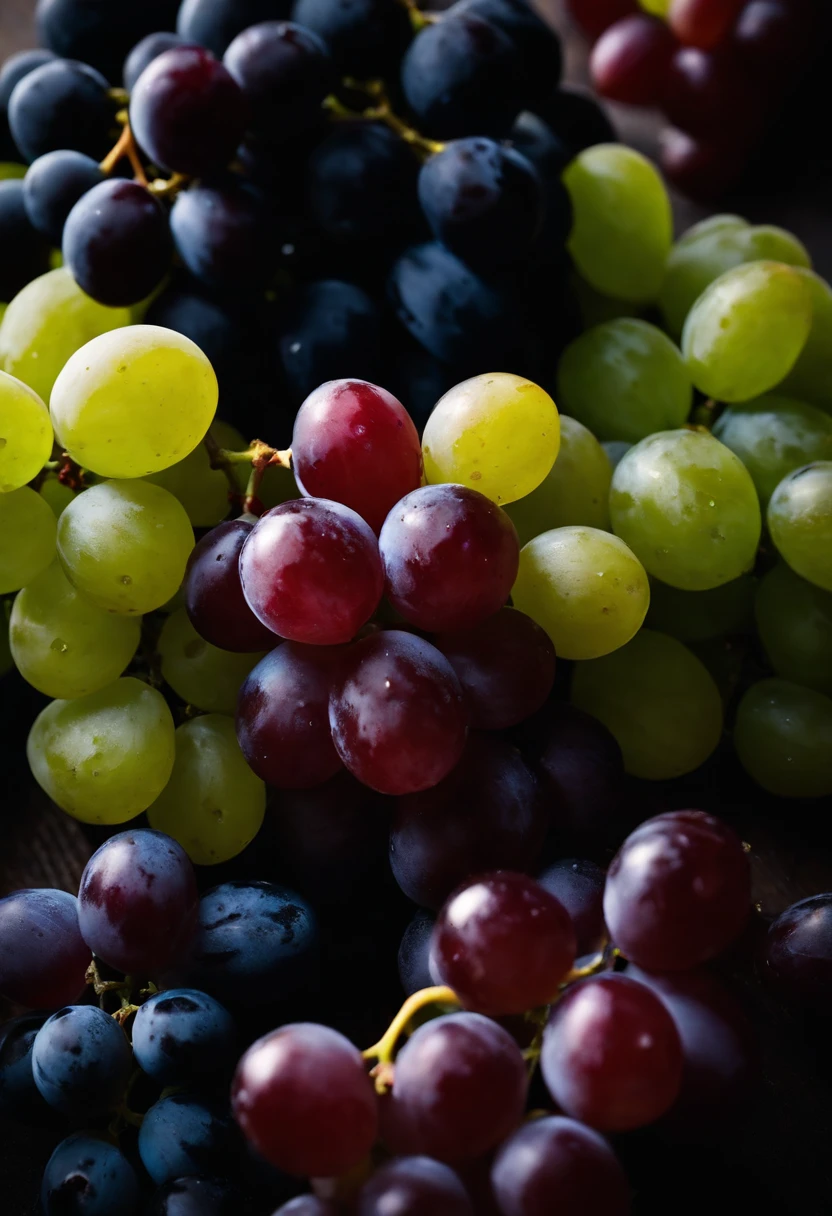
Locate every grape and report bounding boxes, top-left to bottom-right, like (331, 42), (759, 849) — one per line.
(0, 486), (56, 594)
(36, 0), (180, 81)
(508, 113), (573, 257)
(50, 324), (218, 480)
(761, 895), (832, 1013)
(779, 270), (832, 413)
(33, 1006), (132, 1117)
(159, 608), (266, 714)
(669, 0), (746, 49)
(538, 859), (606, 957)
(291, 379), (421, 535)
(140, 1094), (236, 1186)
(232, 1023), (378, 1176)
(767, 462), (832, 592)
(132, 988), (236, 1086)
(184, 520), (276, 653)
(178, 0), (294, 57)
(542, 973), (682, 1131)
(0, 369), (51, 493)
(564, 0), (638, 41)
(0, 889), (89, 1009)
(57, 480), (194, 614)
(713, 394), (832, 508)
(147, 1177), (245, 1216)
(124, 32), (192, 91)
(556, 320), (692, 444)
(148, 715), (266, 865)
(294, 0), (410, 74)
(533, 86), (617, 156)
(27, 677), (176, 824)
(223, 21), (333, 137)
(239, 499), (383, 645)
(357, 1156), (474, 1216)
(512, 525), (650, 660)
(490, 1116), (631, 1216)
(170, 181), (275, 294)
(42, 1134), (139, 1216)
(274, 1200), (339, 1216)
(147, 442), (234, 529)
(7, 59), (112, 164)
(505, 416), (611, 543)
(663, 47), (759, 141)
(646, 574), (755, 643)
(0, 51), (55, 161)
(734, 0), (814, 82)
(236, 643), (343, 789)
(39, 473), (75, 517)
(564, 144), (671, 303)
(571, 629), (724, 780)
(455, 0), (564, 101)
(422, 373), (559, 507)
(609, 429), (761, 590)
(398, 911), (438, 996)
(590, 13), (675, 106)
(22, 148), (103, 246)
(279, 280), (382, 408)
(329, 630), (468, 795)
(733, 677), (832, 798)
(0, 181), (51, 303)
(0, 1013), (50, 1119)
(755, 563), (832, 695)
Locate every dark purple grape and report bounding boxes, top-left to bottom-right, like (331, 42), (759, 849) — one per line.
(0, 888), (89, 1010)
(178, 0), (294, 57)
(139, 1093), (237, 1185)
(32, 1005), (132, 1117)
(42, 1134), (139, 1216)
(170, 180), (275, 292)
(147, 1176), (245, 1216)
(398, 910), (438, 996)
(124, 31), (192, 92)
(0, 1013), (49, 1118)
(131, 988), (237, 1085)
(0, 179), (51, 300)
(35, 0), (181, 82)
(537, 859), (606, 957)
(8, 58), (114, 163)
(357, 1156), (474, 1216)
(457, 0), (563, 100)
(509, 110), (574, 256)
(0, 50), (56, 161)
(530, 86), (617, 157)
(22, 148), (104, 245)
(278, 280), (383, 409)
(186, 520), (279, 653)
(223, 21), (333, 140)
(760, 894), (832, 1012)
(291, 0), (412, 75)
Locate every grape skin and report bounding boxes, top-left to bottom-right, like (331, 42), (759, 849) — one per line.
(0, 889), (89, 1010)
(33, 1006), (132, 1118)
(779, 269), (832, 413)
(755, 563), (832, 695)
(713, 393), (832, 507)
(159, 607), (267, 714)
(0, 368), (52, 493)
(0, 485), (57, 594)
(506, 415), (612, 541)
(356, 1156), (474, 1216)
(139, 1093), (236, 1185)
(767, 461), (832, 592)
(184, 518), (278, 653)
(42, 1134), (139, 1216)
(761, 895), (832, 1013)
(131, 988), (237, 1086)
(734, 677), (832, 798)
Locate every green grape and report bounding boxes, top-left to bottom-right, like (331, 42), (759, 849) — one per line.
(682, 261), (813, 403)
(512, 525), (649, 660)
(50, 324), (219, 479)
(563, 145), (672, 304)
(734, 678), (832, 798)
(39, 474), (75, 518)
(646, 575), (755, 643)
(57, 479), (194, 614)
(506, 416), (611, 544)
(147, 714), (266, 865)
(767, 462), (832, 592)
(602, 440), (631, 469)
(688, 637), (744, 706)
(557, 319), (692, 443)
(609, 429), (761, 590)
(422, 372), (560, 505)
(778, 270), (832, 414)
(146, 441), (232, 527)
(0, 369), (52, 493)
(0, 163), (27, 180)
(755, 563), (832, 695)
(158, 606), (267, 713)
(572, 273), (645, 329)
(0, 486), (57, 593)
(9, 562), (141, 699)
(571, 628), (724, 780)
(712, 393), (832, 506)
(26, 676), (176, 824)
(0, 268), (130, 403)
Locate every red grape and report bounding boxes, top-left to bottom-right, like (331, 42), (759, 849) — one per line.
(603, 810), (751, 971)
(669, 0), (746, 50)
(541, 973), (683, 1131)
(356, 1156), (474, 1215)
(239, 498), (384, 645)
(185, 519), (279, 653)
(760, 894), (832, 1013)
(590, 14), (677, 107)
(564, 0), (638, 43)
(662, 47), (758, 138)
(537, 859), (606, 957)
(0, 890), (89, 1009)
(658, 125), (748, 200)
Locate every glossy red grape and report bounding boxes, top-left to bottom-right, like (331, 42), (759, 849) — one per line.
(541, 973), (683, 1131)
(432, 872), (576, 1015)
(329, 630), (468, 795)
(590, 14), (676, 106)
(239, 498), (384, 645)
(669, 0), (746, 49)
(662, 48), (758, 138)
(356, 1156), (474, 1216)
(603, 810), (751, 971)
(185, 520), (279, 653)
(231, 1022), (378, 1177)
(292, 379), (422, 534)
(760, 894), (832, 1013)
(537, 859), (606, 957)
(564, 0), (638, 42)
(0, 890), (89, 1009)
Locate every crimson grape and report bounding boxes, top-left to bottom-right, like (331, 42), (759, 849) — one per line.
(590, 14), (676, 107)
(662, 48), (758, 139)
(669, 0), (746, 50)
(537, 859), (606, 957)
(658, 125), (746, 200)
(564, 0), (638, 43)
(760, 894), (832, 1012)
(0, 889), (89, 1009)
(357, 1156), (474, 1216)
(186, 520), (278, 653)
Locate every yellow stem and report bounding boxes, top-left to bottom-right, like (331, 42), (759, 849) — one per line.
(362, 985), (460, 1066)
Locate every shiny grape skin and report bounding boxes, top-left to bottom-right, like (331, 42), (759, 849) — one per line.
(490, 1115), (631, 1216)
(0, 1014), (49, 1118)
(33, 1006), (132, 1118)
(541, 973), (683, 1132)
(236, 642), (344, 788)
(457, 0), (563, 102)
(23, 149), (104, 246)
(329, 630), (468, 796)
(223, 21), (334, 138)
(356, 1156), (474, 1216)
(292, 379), (422, 535)
(273, 1199), (340, 1216)
(170, 181), (275, 292)
(146, 1175), (245, 1216)
(537, 859), (606, 957)
(7, 59), (113, 163)
(603, 810), (751, 972)
(0, 49), (55, 159)
(123, 31), (192, 91)
(292, 0), (412, 76)
(279, 280), (383, 409)
(0, 889), (89, 1009)
(590, 14), (675, 107)
(398, 910), (438, 995)
(0, 181), (51, 303)
(35, 0), (180, 81)
(232, 1022), (378, 1177)
(668, 0), (746, 49)
(178, 0), (294, 57)
(139, 1093), (237, 1185)
(186, 520), (278, 653)
(760, 894), (832, 1012)
(239, 499), (384, 645)
(131, 989), (237, 1086)
(41, 1134), (139, 1216)
(77, 829), (199, 977)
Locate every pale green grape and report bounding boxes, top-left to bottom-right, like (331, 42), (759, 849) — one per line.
(50, 324), (219, 479)
(610, 429), (761, 590)
(147, 714), (266, 865)
(506, 416), (611, 544)
(146, 440), (231, 527)
(159, 607), (266, 713)
(57, 479), (194, 614)
(767, 462), (832, 591)
(571, 628), (724, 780)
(9, 562), (141, 699)
(0, 268), (130, 403)
(0, 486), (56, 593)
(572, 273), (645, 329)
(602, 440), (631, 469)
(563, 145), (672, 303)
(512, 525), (649, 660)
(682, 261), (813, 403)
(26, 676), (175, 824)
(557, 319), (692, 443)
(39, 474), (75, 518)
(734, 678), (832, 798)
(755, 563), (832, 695)
(778, 270), (832, 414)
(713, 393), (832, 506)
(422, 372), (559, 505)
(646, 575), (755, 643)
(0, 369), (52, 493)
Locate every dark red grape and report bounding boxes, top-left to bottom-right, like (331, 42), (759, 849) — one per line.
(231, 1022), (378, 1177)
(669, 0), (746, 50)
(23, 149), (104, 246)
(0, 890), (89, 1010)
(603, 810), (751, 972)
(658, 125), (747, 200)
(590, 14), (676, 107)
(564, 0), (637, 42)
(357, 1156), (474, 1216)
(541, 973), (683, 1131)
(223, 21), (334, 139)
(170, 181), (275, 292)
(186, 520), (278, 653)
(398, 910), (439, 996)
(759, 894), (832, 1013)
(537, 859), (606, 957)
(662, 48), (758, 138)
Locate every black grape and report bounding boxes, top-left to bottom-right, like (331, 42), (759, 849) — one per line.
(511, 109), (575, 255)
(384, 343), (461, 437)
(139, 1093), (238, 1186)
(23, 149), (104, 245)
(0, 1013), (50, 1120)
(123, 31), (192, 92)
(397, 910), (437, 996)
(223, 21), (334, 142)
(291, 0), (413, 76)
(146, 1176), (248, 1216)
(170, 181), (275, 292)
(277, 279), (382, 407)
(0, 50), (55, 161)
(8, 59), (114, 164)
(146, 285), (253, 403)
(177, 0), (294, 57)
(0, 180), (51, 301)
(454, 0), (563, 102)
(35, 0), (180, 82)
(532, 86), (617, 157)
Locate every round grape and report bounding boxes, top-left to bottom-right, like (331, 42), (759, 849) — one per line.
(132, 988), (236, 1086)
(33, 1006), (132, 1117)
(734, 677), (832, 798)
(506, 415), (612, 541)
(145, 437), (235, 530)
(713, 394), (832, 507)
(537, 859), (607, 957)
(767, 462), (832, 592)
(761, 895), (832, 1013)
(779, 269), (832, 413)
(0, 368), (51, 493)
(0, 485), (56, 594)
(185, 519), (278, 653)
(139, 1093), (236, 1185)
(42, 1134), (139, 1216)
(158, 607), (266, 714)
(357, 1156), (474, 1216)
(755, 563), (832, 695)
(0, 889), (89, 1009)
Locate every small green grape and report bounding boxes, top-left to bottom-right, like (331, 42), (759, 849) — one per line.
(39, 474), (75, 518)
(767, 462), (832, 592)
(159, 607), (266, 713)
(26, 676), (176, 824)
(571, 273), (645, 329)
(571, 629), (724, 780)
(9, 562), (141, 699)
(564, 145), (672, 303)
(512, 525), (649, 660)
(506, 416), (611, 544)
(557, 319), (692, 443)
(147, 714), (266, 865)
(755, 563), (832, 695)
(146, 441), (232, 527)
(778, 270), (832, 414)
(422, 372), (560, 505)
(713, 393), (832, 506)
(734, 678), (832, 798)
(0, 486), (57, 593)
(646, 575), (755, 643)
(0, 369), (52, 493)
(57, 479), (194, 614)
(609, 429), (761, 590)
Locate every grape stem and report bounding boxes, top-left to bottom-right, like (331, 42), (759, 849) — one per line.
(362, 984), (460, 1091)
(86, 958), (128, 998)
(99, 120), (149, 187)
(396, 0), (438, 31)
(561, 945), (618, 986)
(323, 86), (444, 160)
